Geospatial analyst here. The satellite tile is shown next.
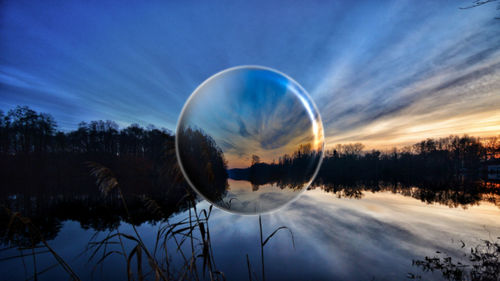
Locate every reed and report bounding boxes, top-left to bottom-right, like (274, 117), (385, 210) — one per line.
(2, 206), (81, 280)
(1, 161), (296, 281)
(410, 237), (500, 280)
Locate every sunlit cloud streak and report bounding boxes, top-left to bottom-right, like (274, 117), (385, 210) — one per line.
(0, 0), (498, 148)
(178, 67), (319, 168)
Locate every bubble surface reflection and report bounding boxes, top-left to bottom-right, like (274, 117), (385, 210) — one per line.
(176, 66), (324, 214)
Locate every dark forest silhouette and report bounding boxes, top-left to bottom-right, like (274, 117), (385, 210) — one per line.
(2, 106), (498, 181)
(1, 105), (500, 244)
(228, 144), (322, 190)
(177, 127), (229, 203)
(318, 138), (499, 182)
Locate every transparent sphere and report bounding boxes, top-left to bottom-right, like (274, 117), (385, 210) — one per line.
(176, 66), (324, 214)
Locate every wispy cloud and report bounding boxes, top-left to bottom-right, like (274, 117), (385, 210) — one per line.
(179, 68), (318, 168)
(0, 0), (498, 149)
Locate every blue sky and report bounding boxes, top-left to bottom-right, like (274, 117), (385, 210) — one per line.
(1, 0), (499, 148)
(177, 67), (323, 168)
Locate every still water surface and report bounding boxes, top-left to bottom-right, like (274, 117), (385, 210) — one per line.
(1, 185), (500, 280)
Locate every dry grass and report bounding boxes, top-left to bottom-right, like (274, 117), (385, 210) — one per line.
(1, 161), (296, 281)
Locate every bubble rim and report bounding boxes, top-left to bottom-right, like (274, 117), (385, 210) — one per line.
(175, 65), (325, 215)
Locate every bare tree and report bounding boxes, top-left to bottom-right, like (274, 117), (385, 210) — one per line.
(251, 154), (261, 166)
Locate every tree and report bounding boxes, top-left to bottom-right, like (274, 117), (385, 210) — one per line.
(6, 106), (56, 153)
(251, 155), (260, 166)
(177, 127), (228, 202)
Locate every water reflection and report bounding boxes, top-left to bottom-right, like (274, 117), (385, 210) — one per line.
(1, 154), (499, 280)
(221, 179), (301, 213)
(315, 180), (500, 209)
(1, 179), (499, 248)
(3, 185), (500, 280)
(176, 127), (229, 204)
(176, 127), (322, 214)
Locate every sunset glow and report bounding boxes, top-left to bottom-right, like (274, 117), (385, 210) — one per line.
(0, 1), (499, 150)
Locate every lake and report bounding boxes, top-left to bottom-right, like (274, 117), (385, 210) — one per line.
(1, 181), (499, 280)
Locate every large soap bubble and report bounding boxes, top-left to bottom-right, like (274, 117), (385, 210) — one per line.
(176, 66), (324, 214)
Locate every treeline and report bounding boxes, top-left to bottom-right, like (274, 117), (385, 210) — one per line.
(318, 136), (500, 182)
(1, 105), (499, 185)
(0, 106), (186, 209)
(230, 136), (500, 189)
(177, 127), (229, 202)
(229, 143), (322, 189)
(0, 105), (172, 158)
(3, 105), (499, 247)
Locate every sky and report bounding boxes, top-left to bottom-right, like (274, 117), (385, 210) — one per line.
(1, 0), (499, 149)
(177, 67), (323, 168)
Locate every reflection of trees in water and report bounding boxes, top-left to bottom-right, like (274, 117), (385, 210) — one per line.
(228, 144), (322, 190)
(0, 126), (230, 247)
(0, 148), (191, 246)
(177, 127), (229, 203)
(3, 179), (498, 246)
(313, 179), (500, 209)
(0, 191), (193, 246)
(1, 105), (500, 274)
(2, 164), (226, 281)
